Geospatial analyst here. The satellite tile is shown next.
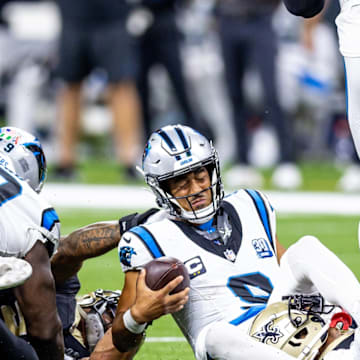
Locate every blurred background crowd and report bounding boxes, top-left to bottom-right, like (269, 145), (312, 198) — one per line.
(0, 0), (357, 191)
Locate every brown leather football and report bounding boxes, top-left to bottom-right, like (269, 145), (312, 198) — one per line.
(144, 256), (190, 294)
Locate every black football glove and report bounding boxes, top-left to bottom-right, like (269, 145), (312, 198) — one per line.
(118, 208), (160, 236)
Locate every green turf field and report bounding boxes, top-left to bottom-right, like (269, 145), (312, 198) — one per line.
(58, 208), (360, 360)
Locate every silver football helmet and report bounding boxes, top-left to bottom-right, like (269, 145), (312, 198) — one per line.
(141, 125), (223, 224)
(0, 127), (47, 193)
(249, 300), (354, 360)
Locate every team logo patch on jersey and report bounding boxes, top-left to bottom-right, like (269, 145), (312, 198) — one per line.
(252, 320), (283, 344)
(252, 238), (273, 258)
(119, 246), (137, 267)
(184, 256), (206, 279)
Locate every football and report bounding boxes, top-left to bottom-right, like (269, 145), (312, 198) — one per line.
(144, 256), (190, 294)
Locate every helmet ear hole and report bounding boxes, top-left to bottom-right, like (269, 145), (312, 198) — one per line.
(294, 328), (308, 339)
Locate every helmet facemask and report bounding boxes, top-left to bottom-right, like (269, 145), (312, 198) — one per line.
(160, 161), (222, 224)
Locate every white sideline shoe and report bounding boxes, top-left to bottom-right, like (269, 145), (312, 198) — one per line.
(337, 165), (360, 192)
(0, 257), (32, 290)
(271, 163), (302, 190)
(224, 165), (264, 189)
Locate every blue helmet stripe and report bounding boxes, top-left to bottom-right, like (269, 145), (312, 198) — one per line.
(175, 127), (189, 149)
(156, 129), (177, 152)
(245, 189), (274, 250)
(129, 226), (164, 258)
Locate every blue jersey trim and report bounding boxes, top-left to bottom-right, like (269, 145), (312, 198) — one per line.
(245, 190), (274, 250)
(229, 304), (266, 326)
(41, 208), (59, 231)
(129, 226), (164, 259)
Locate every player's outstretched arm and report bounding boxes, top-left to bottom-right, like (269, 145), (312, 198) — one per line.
(52, 209), (159, 284)
(51, 221), (120, 284)
(112, 269), (189, 353)
(283, 0), (324, 18)
(90, 328), (138, 360)
(14, 241), (64, 360)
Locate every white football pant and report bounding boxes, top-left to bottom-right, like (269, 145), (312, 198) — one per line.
(344, 57), (360, 159)
(269, 236), (360, 325)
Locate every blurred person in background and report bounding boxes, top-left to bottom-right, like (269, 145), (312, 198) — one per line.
(216, 0), (302, 190)
(0, 0), (58, 139)
(132, 0), (212, 140)
(55, 0), (142, 180)
(284, 0), (360, 191)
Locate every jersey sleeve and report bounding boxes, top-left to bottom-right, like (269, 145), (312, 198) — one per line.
(241, 189), (277, 255)
(256, 190), (277, 255)
(118, 228), (154, 272)
(25, 222), (60, 258)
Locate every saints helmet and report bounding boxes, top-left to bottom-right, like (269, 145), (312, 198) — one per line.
(141, 125), (223, 224)
(249, 299), (354, 360)
(0, 127), (47, 193)
(77, 289), (121, 352)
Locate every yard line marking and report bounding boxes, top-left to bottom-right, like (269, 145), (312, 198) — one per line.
(146, 337), (186, 343)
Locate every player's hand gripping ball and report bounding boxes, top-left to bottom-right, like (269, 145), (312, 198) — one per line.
(144, 256), (190, 294)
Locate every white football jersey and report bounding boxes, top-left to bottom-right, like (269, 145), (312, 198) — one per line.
(0, 164), (60, 259)
(336, 0), (360, 57)
(118, 189), (281, 350)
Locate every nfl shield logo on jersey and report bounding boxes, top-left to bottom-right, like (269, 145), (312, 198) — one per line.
(224, 249), (236, 262)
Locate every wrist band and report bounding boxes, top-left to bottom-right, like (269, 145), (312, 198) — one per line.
(123, 309), (147, 334)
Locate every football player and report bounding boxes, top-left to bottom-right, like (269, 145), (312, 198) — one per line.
(50, 207), (159, 360)
(0, 127), (64, 359)
(283, 0), (360, 161)
(84, 124), (360, 360)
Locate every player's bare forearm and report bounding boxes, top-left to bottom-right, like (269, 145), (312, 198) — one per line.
(91, 328), (140, 360)
(112, 312), (145, 353)
(16, 241), (64, 360)
(52, 221), (120, 284)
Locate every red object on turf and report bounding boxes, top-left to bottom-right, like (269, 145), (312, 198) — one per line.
(144, 256), (190, 294)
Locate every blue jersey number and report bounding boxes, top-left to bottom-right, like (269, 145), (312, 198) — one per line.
(227, 272), (273, 305)
(0, 167), (22, 206)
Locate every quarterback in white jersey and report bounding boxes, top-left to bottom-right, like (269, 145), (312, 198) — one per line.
(86, 125), (360, 360)
(119, 189), (281, 348)
(0, 127), (64, 360)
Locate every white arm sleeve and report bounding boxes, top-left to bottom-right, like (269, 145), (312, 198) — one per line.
(118, 231), (154, 272)
(195, 321), (296, 360)
(268, 235), (360, 325)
